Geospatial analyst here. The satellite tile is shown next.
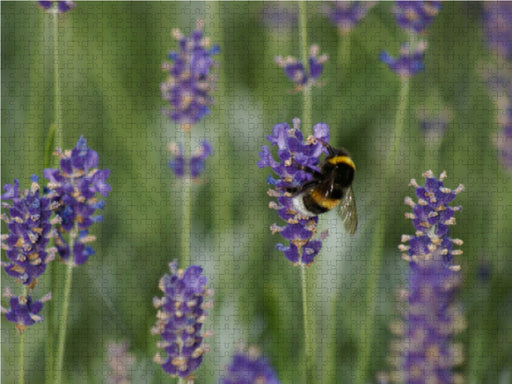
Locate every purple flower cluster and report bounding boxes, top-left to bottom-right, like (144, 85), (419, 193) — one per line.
(220, 347), (281, 384)
(381, 2), (440, 77)
(416, 105), (452, 147)
(38, 1), (76, 13)
(323, 1), (375, 34)
(394, 170), (465, 383)
(275, 45), (328, 89)
(393, 1), (441, 34)
(257, 119), (330, 265)
(483, 2), (512, 60)
(43, 136), (111, 265)
(1, 288), (52, 332)
(152, 261), (213, 379)
(168, 141), (213, 179)
(161, 20), (219, 126)
(1, 176), (57, 287)
(380, 41), (427, 77)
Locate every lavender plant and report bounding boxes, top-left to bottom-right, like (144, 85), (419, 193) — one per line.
(357, 3), (442, 383)
(152, 261), (213, 381)
(161, 19), (218, 267)
(38, 1), (76, 13)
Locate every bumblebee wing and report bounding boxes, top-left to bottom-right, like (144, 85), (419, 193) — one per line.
(338, 185), (357, 235)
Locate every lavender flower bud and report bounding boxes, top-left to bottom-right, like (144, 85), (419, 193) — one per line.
(258, 118), (330, 265)
(323, 1), (375, 35)
(393, 1), (441, 34)
(1, 287), (51, 332)
(152, 261), (213, 379)
(380, 41), (427, 77)
(38, 1), (76, 13)
(220, 346), (281, 384)
(1, 175), (57, 286)
(483, 2), (512, 60)
(275, 45), (328, 90)
(43, 136), (111, 265)
(161, 20), (219, 126)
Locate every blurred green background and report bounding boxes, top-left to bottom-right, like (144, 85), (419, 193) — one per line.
(2, 2), (511, 383)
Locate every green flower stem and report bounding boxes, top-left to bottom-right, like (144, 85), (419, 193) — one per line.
(53, 11), (63, 151)
(299, 1), (312, 131)
(338, 32), (351, 82)
(301, 264), (314, 384)
(181, 126), (192, 267)
(18, 286), (28, 384)
(178, 378), (187, 384)
(55, 228), (78, 384)
(355, 75), (411, 384)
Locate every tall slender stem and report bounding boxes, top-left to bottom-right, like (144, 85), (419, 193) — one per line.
(355, 75), (411, 384)
(18, 287), (28, 384)
(181, 127), (192, 266)
(55, 228), (77, 384)
(301, 264), (314, 384)
(299, 1), (311, 131)
(53, 11), (63, 151)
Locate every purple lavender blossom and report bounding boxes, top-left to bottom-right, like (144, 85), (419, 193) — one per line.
(257, 118), (330, 265)
(161, 20), (219, 126)
(416, 106), (453, 147)
(393, 1), (441, 34)
(43, 136), (111, 265)
(275, 45), (328, 89)
(323, 1), (375, 34)
(220, 347), (281, 384)
(152, 261), (213, 379)
(1, 288), (51, 332)
(483, 2), (512, 60)
(395, 170), (465, 383)
(38, 1), (76, 13)
(1, 176), (57, 286)
(168, 141), (213, 179)
(380, 41), (426, 77)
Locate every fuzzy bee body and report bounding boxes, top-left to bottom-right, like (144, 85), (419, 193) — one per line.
(288, 143), (358, 235)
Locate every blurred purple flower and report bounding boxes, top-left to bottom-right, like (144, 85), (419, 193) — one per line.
(380, 41), (426, 77)
(322, 1), (375, 34)
(257, 118), (330, 265)
(394, 170), (465, 383)
(494, 124), (512, 172)
(168, 141), (212, 179)
(416, 105), (453, 147)
(275, 45), (328, 90)
(43, 136), (111, 265)
(483, 2), (512, 60)
(38, 1), (76, 13)
(220, 346), (281, 384)
(1, 288), (51, 332)
(1, 175), (57, 286)
(393, 1), (441, 34)
(161, 20), (219, 126)
(152, 261), (213, 379)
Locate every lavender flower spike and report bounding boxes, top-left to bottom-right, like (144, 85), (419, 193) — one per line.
(257, 118), (330, 265)
(323, 1), (375, 35)
(43, 136), (111, 266)
(220, 346), (281, 384)
(393, 170), (465, 383)
(168, 140), (213, 179)
(161, 19), (219, 127)
(152, 261), (213, 380)
(1, 175), (57, 287)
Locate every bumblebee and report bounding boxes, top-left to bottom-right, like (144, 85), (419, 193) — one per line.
(286, 140), (358, 235)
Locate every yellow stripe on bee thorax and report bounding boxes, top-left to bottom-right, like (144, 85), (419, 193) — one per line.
(310, 189), (341, 209)
(327, 155), (355, 170)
